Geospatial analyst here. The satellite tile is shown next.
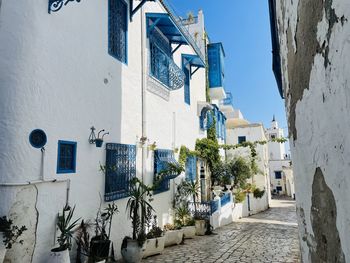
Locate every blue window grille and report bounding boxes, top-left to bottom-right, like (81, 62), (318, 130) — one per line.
(275, 171), (282, 179)
(108, 0), (127, 63)
(238, 136), (246, 144)
(104, 143), (136, 201)
(206, 110), (214, 129)
(149, 28), (185, 90)
(154, 149), (180, 194)
(185, 156), (197, 181)
(57, 141), (77, 174)
(183, 60), (191, 105)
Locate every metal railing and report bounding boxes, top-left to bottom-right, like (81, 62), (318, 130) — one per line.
(221, 91), (233, 106)
(160, 0), (206, 64)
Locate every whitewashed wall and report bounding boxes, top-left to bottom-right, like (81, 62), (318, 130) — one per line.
(0, 0), (207, 261)
(275, 0), (350, 261)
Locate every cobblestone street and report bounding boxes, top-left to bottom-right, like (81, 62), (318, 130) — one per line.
(143, 198), (300, 263)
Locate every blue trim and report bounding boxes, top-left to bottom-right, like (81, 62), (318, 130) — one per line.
(108, 0), (128, 65)
(29, 129), (47, 149)
(182, 56), (191, 105)
(208, 43), (225, 89)
(57, 140), (77, 174)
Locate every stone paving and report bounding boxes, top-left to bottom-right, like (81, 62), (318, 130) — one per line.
(143, 198), (300, 263)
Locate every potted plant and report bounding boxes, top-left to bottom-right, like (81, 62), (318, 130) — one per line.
(174, 206), (195, 239)
(74, 220), (93, 263)
(142, 216), (165, 258)
(163, 223), (183, 247)
(90, 202), (119, 262)
(0, 216), (27, 262)
(121, 178), (154, 263)
(181, 180), (206, 236)
(50, 205), (80, 263)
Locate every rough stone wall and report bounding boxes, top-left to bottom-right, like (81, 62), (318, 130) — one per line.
(276, 0), (350, 262)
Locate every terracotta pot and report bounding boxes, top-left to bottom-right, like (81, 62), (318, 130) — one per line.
(182, 226), (196, 239)
(164, 229), (183, 247)
(195, 220), (206, 236)
(142, 236), (165, 258)
(49, 248), (70, 263)
(121, 239), (144, 263)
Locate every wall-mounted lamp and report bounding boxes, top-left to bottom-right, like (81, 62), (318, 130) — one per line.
(89, 127), (109, 148)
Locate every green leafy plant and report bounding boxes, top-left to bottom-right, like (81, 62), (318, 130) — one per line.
(181, 180), (201, 219)
(163, 223), (177, 231)
(234, 189), (246, 203)
(174, 205), (190, 227)
(0, 216), (27, 249)
(126, 178), (154, 246)
(75, 220), (93, 262)
(93, 201), (119, 241)
(53, 205), (80, 252)
(253, 188), (265, 199)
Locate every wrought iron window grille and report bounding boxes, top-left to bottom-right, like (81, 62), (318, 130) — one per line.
(104, 143), (136, 201)
(149, 29), (185, 90)
(48, 0), (81, 14)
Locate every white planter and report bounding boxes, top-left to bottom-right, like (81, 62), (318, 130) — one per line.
(142, 236), (165, 259)
(195, 220), (206, 236)
(182, 226), (196, 239)
(164, 229), (183, 247)
(121, 239), (144, 263)
(49, 248), (70, 263)
(0, 239), (6, 263)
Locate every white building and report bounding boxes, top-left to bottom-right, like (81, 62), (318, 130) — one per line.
(225, 116), (271, 216)
(265, 117), (295, 197)
(0, 1), (227, 261)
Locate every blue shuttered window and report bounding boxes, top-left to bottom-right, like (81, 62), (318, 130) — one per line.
(185, 156), (197, 181)
(154, 149), (179, 194)
(108, 0), (127, 63)
(208, 43), (225, 88)
(57, 141), (77, 174)
(150, 29), (171, 87)
(183, 64), (190, 105)
(104, 143), (136, 201)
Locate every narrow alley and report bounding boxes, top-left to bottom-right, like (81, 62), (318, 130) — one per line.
(143, 198), (300, 263)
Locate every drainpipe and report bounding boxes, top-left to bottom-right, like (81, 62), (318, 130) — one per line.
(141, 4), (147, 183)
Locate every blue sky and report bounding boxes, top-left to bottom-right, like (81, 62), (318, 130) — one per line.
(169, 0), (288, 133)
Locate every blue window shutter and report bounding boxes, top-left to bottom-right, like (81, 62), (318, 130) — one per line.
(154, 149), (179, 194)
(108, 0), (127, 63)
(104, 143), (136, 201)
(183, 61), (191, 105)
(208, 46), (220, 87)
(207, 111), (214, 129)
(57, 141), (77, 174)
(186, 156), (197, 181)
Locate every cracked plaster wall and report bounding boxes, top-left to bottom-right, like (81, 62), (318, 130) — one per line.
(276, 0), (350, 262)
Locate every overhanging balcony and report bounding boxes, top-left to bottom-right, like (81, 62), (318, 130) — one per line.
(219, 91), (234, 115)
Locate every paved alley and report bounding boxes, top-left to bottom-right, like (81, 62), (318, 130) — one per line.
(143, 198), (300, 263)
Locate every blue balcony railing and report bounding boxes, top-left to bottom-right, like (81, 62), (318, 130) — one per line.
(210, 200), (220, 214)
(188, 202), (211, 219)
(220, 193), (231, 207)
(221, 91), (233, 106)
(160, 0), (205, 64)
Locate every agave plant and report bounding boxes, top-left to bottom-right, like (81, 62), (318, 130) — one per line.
(126, 178), (154, 246)
(53, 205), (80, 252)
